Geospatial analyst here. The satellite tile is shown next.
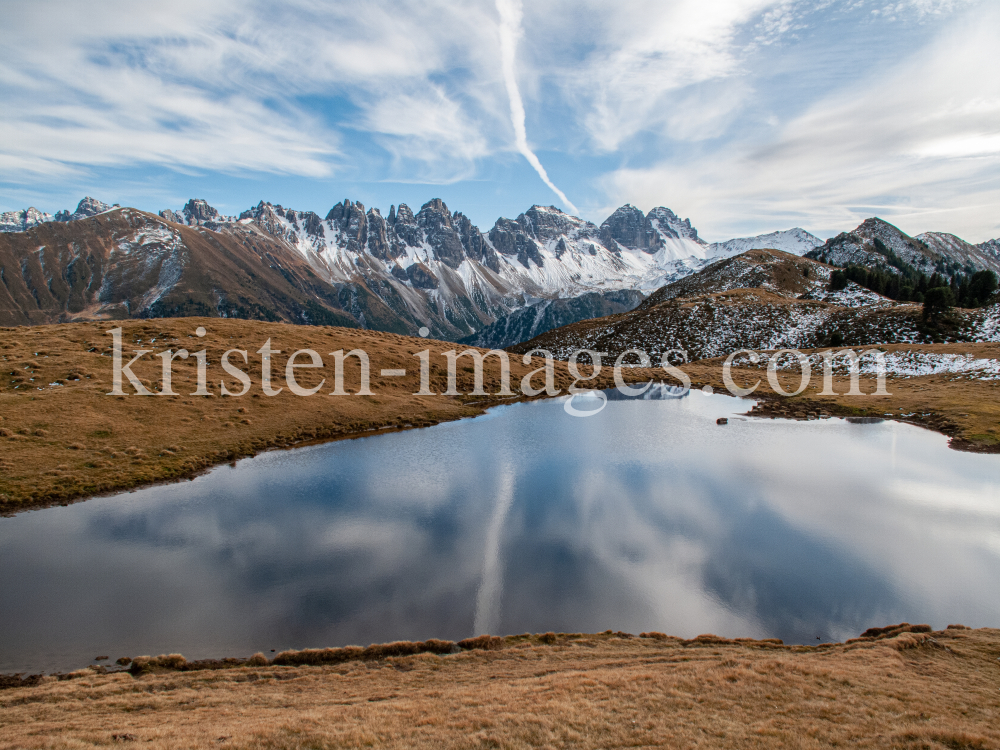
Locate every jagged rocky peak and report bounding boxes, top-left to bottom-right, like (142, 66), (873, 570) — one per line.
(324, 198), (365, 227)
(235, 200), (282, 235)
(488, 216), (543, 268)
(71, 196), (114, 219)
(365, 207), (390, 260)
(416, 198), (453, 226)
(600, 204), (658, 253)
(646, 207), (703, 244)
(521, 205), (599, 242)
(414, 199), (472, 268)
(487, 205), (598, 268)
(159, 198), (232, 226)
(453, 210), (493, 268)
(394, 203), (416, 225)
(183, 198), (221, 225)
(0, 206), (54, 232)
(323, 199), (367, 250)
(1, 196), (120, 232)
(599, 204), (705, 254)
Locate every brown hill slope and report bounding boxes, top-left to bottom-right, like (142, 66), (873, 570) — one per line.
(0, 208), (412, 331)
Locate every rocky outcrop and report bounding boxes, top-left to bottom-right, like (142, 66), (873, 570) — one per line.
(489, 217), (545, 268)
(647, 207), (702, 243)
(68, 196), (115, 220)
(413, 199), (466, 268)
(600, 204), (658, 253)
(599, 204), (706, 254)
(182, 199), (220, 225)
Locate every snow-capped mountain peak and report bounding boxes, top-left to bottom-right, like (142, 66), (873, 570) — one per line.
(708, 228), (824, 258)
(0, 197), (116, 232)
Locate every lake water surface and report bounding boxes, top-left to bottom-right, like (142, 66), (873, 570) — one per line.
(2, 389), (999, 674)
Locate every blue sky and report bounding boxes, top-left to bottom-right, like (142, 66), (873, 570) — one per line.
(1, 0), (998, 242)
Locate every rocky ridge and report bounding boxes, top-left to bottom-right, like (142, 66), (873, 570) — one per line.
(0, 197), (118, 233)
(807, 218), (1000, 277)
(4, 198), (998, 345)
(509, 249), (1000, 362)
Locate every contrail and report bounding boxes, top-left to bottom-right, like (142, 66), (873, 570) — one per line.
(495, 0), (579, 215)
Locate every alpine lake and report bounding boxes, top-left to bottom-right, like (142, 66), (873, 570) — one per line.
(2, 386), (998, 674)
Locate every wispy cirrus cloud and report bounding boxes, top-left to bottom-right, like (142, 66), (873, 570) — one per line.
(0, 0), (504, 184)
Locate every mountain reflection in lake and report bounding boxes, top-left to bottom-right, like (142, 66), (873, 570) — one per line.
(1, 390), (999, 673)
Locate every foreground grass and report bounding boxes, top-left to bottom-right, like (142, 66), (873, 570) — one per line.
(1, 626), (998, 749)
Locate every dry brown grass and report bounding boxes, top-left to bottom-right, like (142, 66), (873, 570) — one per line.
(0, 318), (658, 513)
(1, 626), (998, 749)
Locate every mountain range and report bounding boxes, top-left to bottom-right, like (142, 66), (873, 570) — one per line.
(1, 196), (996, 347)
(0, 197), (818, 337)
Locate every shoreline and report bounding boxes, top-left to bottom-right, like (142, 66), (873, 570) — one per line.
(3, 625), (998, 748)
(0, 622), (957, 683)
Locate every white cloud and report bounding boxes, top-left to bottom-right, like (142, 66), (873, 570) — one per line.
(0, 0), (505, 183)
(601, 1), (1000, 242)
(362, 88), (492, 184)
(523, 0), (789, 153)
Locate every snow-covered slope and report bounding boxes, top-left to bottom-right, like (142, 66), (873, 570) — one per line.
(918, 232), (1000, 275)
(708, 228), (824, 258)
(0, 207), (55, 233)
(979, 238), (1000, 259)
